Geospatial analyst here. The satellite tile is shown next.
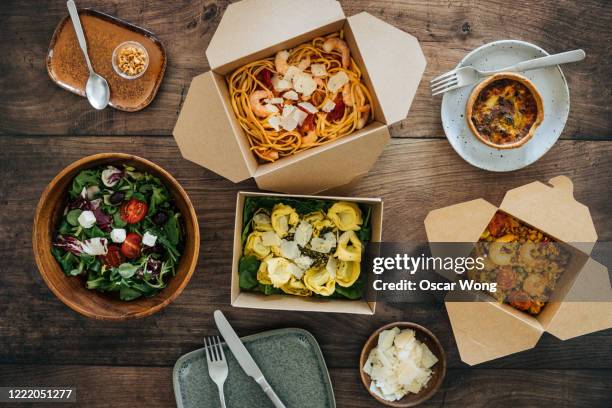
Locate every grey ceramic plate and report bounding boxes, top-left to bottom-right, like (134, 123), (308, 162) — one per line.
(173, 328), (336, 408)
(441, 40), (570, 171)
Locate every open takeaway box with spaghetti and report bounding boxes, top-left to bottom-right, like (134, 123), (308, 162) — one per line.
(173, 0), (426, 194)
(231, 191), (383, 314)
(424, 176), (612, 365)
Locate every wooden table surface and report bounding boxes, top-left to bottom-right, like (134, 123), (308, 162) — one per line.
(1, 1), (611, 407)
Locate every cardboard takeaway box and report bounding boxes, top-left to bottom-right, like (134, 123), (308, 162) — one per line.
(424, 176), (612, 365)
(173, 0), (426, 194)
(231, 191), (383, 314)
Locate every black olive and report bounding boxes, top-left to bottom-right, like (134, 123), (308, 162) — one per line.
(152, 211), (168, 226)
(109, 191), (125, 205)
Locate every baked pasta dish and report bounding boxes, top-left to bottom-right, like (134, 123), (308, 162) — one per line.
(466, 73), (543, 149)
(238, 196), (372, 300)
(227, 31), (373, 163)
(467, 211), (570, 315)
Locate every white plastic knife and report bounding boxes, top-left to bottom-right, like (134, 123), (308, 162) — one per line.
(213, 310), (287, 408)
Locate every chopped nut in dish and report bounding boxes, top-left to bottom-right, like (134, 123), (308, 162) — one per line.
(113, 42), (148, 78)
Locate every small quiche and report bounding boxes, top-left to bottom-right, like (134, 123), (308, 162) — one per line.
(466, 73), (543, 149)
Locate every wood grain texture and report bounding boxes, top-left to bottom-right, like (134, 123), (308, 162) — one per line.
(0, 0), (610, 138)
(0, 365), (610, 407)
(1, 136), (610, 374)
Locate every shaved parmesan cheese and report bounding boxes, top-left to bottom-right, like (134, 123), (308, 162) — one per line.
(310, 63), (327, 77)
(271, 75), (292, 92)
(294, 255), (314, 271)
(282, 104), (296, 118)
(292, 108), (308, 126)
(326, 256), (337, 278)
(364, 328), (439, 401)
(298, 102), (318, 114)
(283, 66), (302, 82)
(264, 104), (279, 114)
(294, 221), (313, 247)
(264, 97), (284, 105)
(280, 115), (298, 131)
(327, 71), (349, 93)
(322, 99), (336, 113)
(283, 90), (299, 101)
(309, 232), (336, 253)
(261, 231), (281, 247)
(268, 115), (281, 131)
(280, 240), (300, 260)
(292, 73), (317, 97)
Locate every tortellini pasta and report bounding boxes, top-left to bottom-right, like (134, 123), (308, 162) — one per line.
(241, 200), (370, 300)
(244, 231), (271, 260)
(327, 201), (363, 231)
(281, 277), (312, 297)
(271, 204), (299, 237)
(336, 260), (361, 287)
(335, 231), (362, 262)
(303, 265), (336, 296)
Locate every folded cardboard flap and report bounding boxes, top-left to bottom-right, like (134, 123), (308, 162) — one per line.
(206, 0), (345, 71)
(346, 12), (427, 125)
(500, 176), (598, 253)
(172, 72), (253, 182)
(543, 257), (612, 340)
(254, 123), (390, 194)
(445, 300), (543, 366)
(424, 198), (498, 244)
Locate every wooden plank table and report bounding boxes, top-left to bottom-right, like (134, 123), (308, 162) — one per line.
(0, 1), (610, 407)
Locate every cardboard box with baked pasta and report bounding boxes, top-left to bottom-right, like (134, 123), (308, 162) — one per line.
(424, 176), (612, 365)
(173, 0), (426, 194)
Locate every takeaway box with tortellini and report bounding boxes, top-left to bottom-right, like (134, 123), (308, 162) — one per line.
(172, 0), (426, 194)
(231, 191), (383, 314)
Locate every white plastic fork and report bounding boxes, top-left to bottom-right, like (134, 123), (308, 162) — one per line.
(430, 49), (585, 96)
(204, 336), (228, 408)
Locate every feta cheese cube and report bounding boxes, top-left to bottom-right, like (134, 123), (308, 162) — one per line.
(77, 210), (97, 229)
(271, 75), (292, 92)
(142, 231), (158, 247)
(282, 90), (299, 101)
(283, 66), (302, 82)
(268, 115), (281, 131)
(298, 102), (318, 114)
(310, 63), (327, 77)
(322, 99), (336, 113)
(327, 71), (349, 93)
(292, 73), (317, 97)
(110, 228), (126, 243)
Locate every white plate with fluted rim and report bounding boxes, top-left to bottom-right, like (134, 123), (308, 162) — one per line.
(441, 40), (570, 172)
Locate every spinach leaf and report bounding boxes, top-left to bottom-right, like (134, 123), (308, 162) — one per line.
(148, 186), (169, 215)
(357, 205), (372, 242)
(164, 213), (181, 246)
(66, 209), (82, 226)
(119, 285), (142, 301)
(117, 263), (140, 279)
(112, 211), (127, 228)
(334, 271), (366, 300)
(69, 169), (100, 198)
(263, 284), (282, 295)
(238, 256), (260, 289)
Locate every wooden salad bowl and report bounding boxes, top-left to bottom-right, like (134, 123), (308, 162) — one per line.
(359, 322), (447, 407)
(32, 153), (199, 320)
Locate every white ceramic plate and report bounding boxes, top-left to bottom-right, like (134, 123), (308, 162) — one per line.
(441, 40), (570, 171)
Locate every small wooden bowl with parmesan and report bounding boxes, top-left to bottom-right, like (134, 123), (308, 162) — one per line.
(359, 322), (446, 407)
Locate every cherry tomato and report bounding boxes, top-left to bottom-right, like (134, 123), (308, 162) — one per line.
(121, 233), (142, 259)
(496, 266), (517, 290)
(120, 199), (148, 224)
(508, 290), (532, 311)
(99, 245), (125, 267)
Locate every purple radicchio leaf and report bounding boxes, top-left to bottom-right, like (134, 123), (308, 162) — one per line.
(101, 166), (124, 187)
(145, 258), (162, 279)
(54, 235), (84, 255)
(93, 207), (112, 231)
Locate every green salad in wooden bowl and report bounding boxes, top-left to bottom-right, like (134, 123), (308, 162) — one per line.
(52, 164), (184, 301)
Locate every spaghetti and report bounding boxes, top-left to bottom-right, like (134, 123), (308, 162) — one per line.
(227, 32), (374, 163)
